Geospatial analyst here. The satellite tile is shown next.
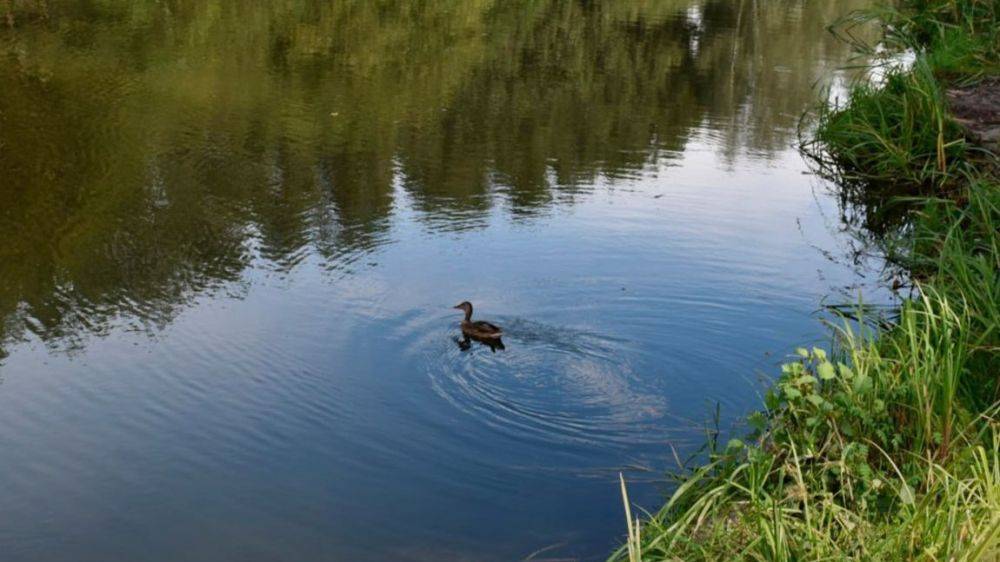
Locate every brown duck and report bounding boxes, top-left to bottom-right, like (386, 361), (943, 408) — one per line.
(453, 301), (503, 339)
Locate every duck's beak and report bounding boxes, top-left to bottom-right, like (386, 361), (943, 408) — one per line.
(452, 304), (462, 309)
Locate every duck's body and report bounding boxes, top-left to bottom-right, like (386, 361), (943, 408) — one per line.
(461, 319), (503, 339)
(453, 302), (503, 339)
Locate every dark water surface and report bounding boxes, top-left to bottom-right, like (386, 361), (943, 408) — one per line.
(1, 1), (877, 560)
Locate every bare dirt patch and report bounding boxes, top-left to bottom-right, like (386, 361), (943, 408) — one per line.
(947, 77), (1000, 152)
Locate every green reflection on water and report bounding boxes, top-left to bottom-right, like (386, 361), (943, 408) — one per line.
(0, 0), (863, 353)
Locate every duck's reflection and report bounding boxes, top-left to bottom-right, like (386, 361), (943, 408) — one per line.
(455, 334), (506, 353)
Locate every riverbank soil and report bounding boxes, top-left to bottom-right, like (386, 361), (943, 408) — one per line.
(948, 77), (1000, 151)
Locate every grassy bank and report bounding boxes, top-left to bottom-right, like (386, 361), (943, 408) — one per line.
(614, 1), (1000, 560)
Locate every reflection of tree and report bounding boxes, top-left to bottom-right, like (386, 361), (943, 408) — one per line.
(0, 0), (864, 352)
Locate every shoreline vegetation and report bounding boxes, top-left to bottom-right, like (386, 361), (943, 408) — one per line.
(615, 1), (999, 560)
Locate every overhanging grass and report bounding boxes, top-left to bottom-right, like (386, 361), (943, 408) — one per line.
(613, 1), (1000, 560)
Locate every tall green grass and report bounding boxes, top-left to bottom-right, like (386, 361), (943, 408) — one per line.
(614, 1), (1000, 559)
(807, 58), (973, 192)
(804, 0), (998, 195)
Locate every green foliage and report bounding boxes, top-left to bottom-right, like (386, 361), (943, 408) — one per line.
(809, 58), (973, 192)
(616, 1), (1000, 559)
(832, 0), (1000, 77)
(805, 0), (999, 199)
(886, 0), (1000, 76)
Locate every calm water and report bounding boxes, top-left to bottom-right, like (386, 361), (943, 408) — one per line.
(0, 1), (879, 560)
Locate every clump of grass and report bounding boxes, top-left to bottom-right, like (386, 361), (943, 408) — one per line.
(886, 0), (1000, 76)
(833, 0), (999, 76)
(907, 182), (1000, 409)
(619, 474), (642, 562)
(808, 58), (972, 192)
(614, 1), (1000, 559)
(804, 0), (999, 200)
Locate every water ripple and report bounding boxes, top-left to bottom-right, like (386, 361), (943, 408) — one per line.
(408, 315), (676, 448)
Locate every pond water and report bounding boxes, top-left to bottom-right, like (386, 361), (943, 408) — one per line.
(0, 1), (879, 560)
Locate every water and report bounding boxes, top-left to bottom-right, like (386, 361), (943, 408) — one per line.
(0, 1), (880, 560)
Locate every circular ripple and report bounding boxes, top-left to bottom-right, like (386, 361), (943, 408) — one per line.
(405, 314), (675, 448)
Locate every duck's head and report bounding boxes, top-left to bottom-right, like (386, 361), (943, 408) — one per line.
(452, 301), (473, 315)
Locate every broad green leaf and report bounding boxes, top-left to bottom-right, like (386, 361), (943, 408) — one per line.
(838, 363), (854, 379)
(818, 362), (836, 380)
(765, 390), (780, 410)
(853, 373), (871, 393)
(898, 484), (915, 505)
(796, 375), (818, 386)
(806, 394), (826, 407)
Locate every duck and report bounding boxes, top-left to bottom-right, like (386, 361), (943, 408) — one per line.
(453, 301), (503, 339)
